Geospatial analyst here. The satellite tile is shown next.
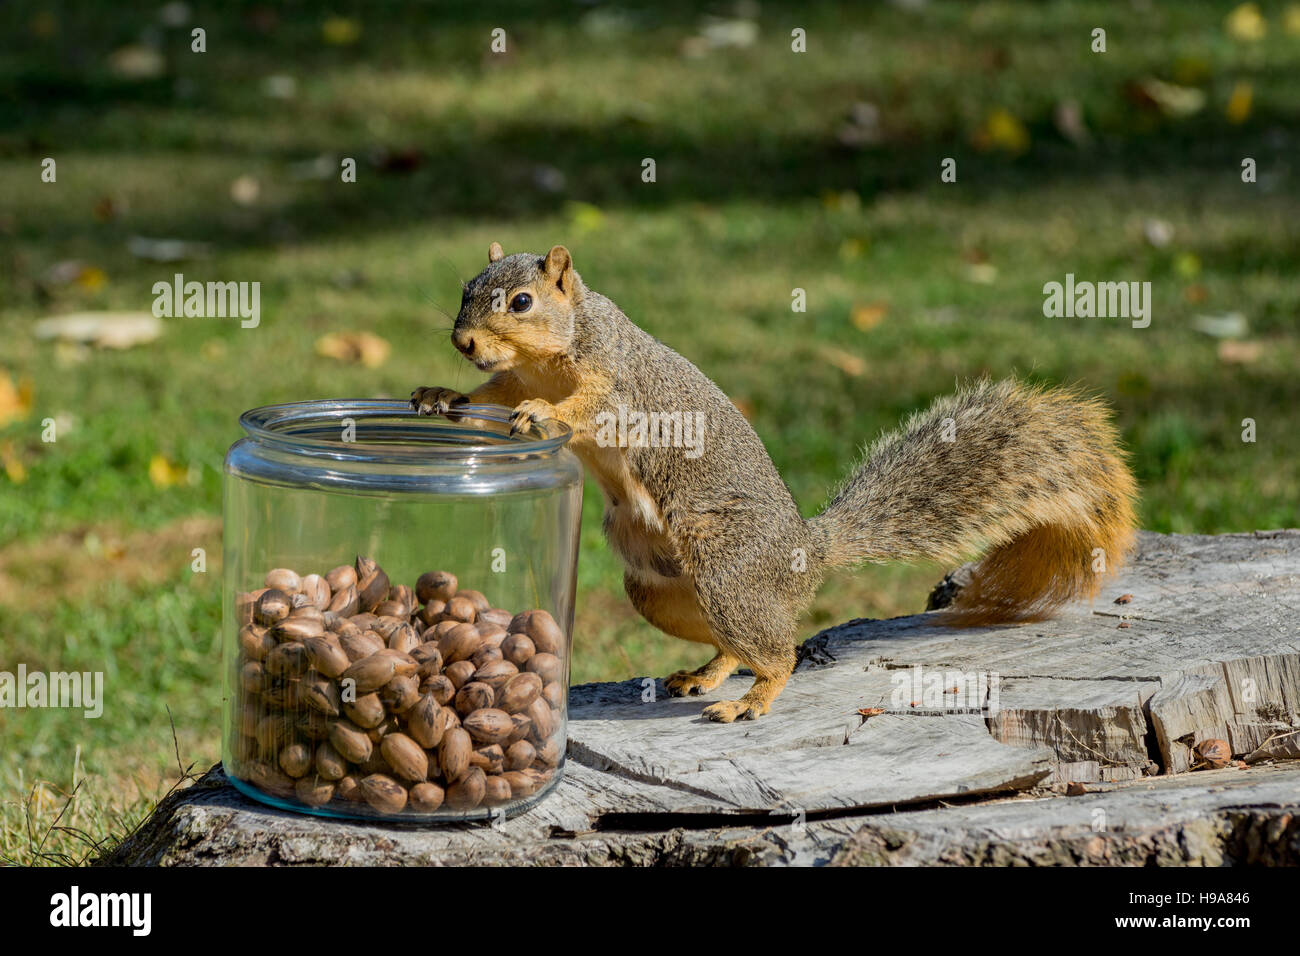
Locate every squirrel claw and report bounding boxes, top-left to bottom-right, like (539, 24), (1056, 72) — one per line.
(410, 386), (466, 417)
(665, 671), (707, 697)
(702, 699), (764, 723)
(664, 670), (713, 697)
(509, 399), (557, 437)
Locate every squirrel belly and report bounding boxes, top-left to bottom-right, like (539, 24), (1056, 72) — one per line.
(412, 244), (1139, 721)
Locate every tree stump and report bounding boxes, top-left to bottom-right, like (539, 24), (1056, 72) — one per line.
(103, 530), (1300, 866)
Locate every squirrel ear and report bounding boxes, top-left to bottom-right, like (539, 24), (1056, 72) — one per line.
(543, 245), (573, 292)
(488, 242), (504, 263)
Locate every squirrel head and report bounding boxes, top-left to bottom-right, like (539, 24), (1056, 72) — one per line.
(450, 243), (582, 372)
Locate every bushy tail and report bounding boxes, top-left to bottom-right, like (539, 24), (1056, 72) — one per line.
(808, 380), (1137, 625)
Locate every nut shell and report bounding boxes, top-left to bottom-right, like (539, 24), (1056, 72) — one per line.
(380, 732), (429, 782)
(359, 773), (408, 813)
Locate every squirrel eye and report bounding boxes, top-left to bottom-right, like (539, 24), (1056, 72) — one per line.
(508, 292), (533, 313)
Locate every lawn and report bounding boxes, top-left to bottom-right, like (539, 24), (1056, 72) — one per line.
(1, 0), (1297, 863)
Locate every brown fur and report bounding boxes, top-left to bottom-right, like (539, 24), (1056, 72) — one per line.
(412, 245), (1139, 722)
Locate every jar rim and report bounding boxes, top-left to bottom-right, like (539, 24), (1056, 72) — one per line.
(238, 399), (573, 463)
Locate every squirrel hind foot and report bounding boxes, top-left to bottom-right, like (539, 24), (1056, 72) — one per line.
(701, 672), (788, 722)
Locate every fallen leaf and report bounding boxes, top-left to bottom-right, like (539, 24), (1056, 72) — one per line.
(1174, 251), (1201, 278)
(1192, 312), (1248, 338)
(1053, 99), (1092, 146)
(1065, 782), (1087, 796)
(230, 175), (260, 205)
(565, 200), (606, 234)
(92, 196), (123, 222)
(1226, 81), (1253, 124)
(972, 107), (1029, 155)
(148, 454), (190, 488)
(1114, 593), (1133, 605)
(1217, 340), (1263, 364)
(851, 302), (889, 331)
(0, 374), (34, 427)
(108, 44), (165, 79)
(75, 266), (107, 291)
(315, 331), (391, 368)
(1225, 3), (1267, 41)
(856, 707), (885, 718)
(1131, 78), (1205, 118)
(817, 345), (866, 377)
(1143, 218), (1174, 247)
(321, 16), (361, 45)
(34, 312), (163, 349)
(1, 441), (26, 484)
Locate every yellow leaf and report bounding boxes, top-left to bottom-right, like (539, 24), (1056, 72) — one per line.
(0, 374), (34, 427)
(149, 454), (188, 488)
(1225, 3), (1267, 41)
(851, 302), (889, 331)
(321, 17), (361, 45)
(75, 266), (107, 291)
(1, 441), (25, 484)
(1175, 252), (1201, 278)
(1226, 81), (1253, 124)
(564, 201), (606, 234)
(973, 108), (1029, 155)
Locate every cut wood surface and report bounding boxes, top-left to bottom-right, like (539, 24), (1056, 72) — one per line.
(104, 530), (1300, 866)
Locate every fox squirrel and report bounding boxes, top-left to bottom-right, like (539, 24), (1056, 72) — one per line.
(412, 243), (1138, 722)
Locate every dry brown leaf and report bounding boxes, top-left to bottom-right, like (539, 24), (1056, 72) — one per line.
(315, 331), (391, 368)
(817, 344), (865, 377)
(851, 302), (889, 331)
(1218, 340), (1263, 364)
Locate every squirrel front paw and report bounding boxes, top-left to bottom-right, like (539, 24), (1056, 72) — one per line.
(410, 386), (468, 417)
(509, 399), (558, 437)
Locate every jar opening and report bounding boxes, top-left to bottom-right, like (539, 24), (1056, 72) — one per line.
(239, 400), (572, 463)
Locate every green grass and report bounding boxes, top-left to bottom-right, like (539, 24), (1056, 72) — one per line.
(1, 0), (1298, 863)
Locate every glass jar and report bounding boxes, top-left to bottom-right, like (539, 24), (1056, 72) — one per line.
(222, 400), (582, 821)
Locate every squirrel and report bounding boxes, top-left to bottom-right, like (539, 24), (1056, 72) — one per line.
(412, 243), (1138, 722)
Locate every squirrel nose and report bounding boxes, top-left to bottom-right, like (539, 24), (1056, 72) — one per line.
(452, 329), (475, 357)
